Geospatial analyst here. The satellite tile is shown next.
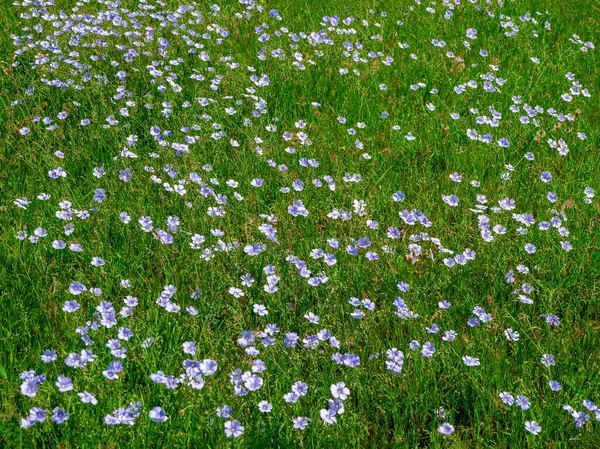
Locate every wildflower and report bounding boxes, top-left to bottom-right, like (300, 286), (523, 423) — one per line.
(258, 401), (272, 413)
(149, 407), (168, 423)
(437, 422), (455, 436)
(462, 356), (480, 366)
(548, 380), (562, 392)
(51, 408), (69, 424)
(525, 421), (541, 435)
(499, 392), (515, 406)
(331, 382), (350, 400)
(224, 420), (244, 437)
(293, 416), (310, 430)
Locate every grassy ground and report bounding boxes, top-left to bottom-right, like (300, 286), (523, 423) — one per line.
(0, 0), (599, 447)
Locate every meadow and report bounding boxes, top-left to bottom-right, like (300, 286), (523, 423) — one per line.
(0, 0), (599, 447)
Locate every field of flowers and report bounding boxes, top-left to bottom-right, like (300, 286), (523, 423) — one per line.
(1, 0), (599, 447)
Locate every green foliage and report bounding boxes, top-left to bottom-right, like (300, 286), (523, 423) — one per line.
(0, 0), (599, 448)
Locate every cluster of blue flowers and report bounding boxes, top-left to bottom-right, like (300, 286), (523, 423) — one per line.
(8, 0), (598, 440)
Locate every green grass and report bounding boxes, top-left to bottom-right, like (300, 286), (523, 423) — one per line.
(0, 0), (599, 447)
